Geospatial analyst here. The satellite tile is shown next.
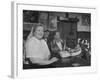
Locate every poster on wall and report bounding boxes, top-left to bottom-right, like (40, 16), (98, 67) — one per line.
(48, 16), (57, 31)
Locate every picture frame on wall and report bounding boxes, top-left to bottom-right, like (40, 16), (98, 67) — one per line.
(11, 1), (97, 78)
(82, 14), (91, 26)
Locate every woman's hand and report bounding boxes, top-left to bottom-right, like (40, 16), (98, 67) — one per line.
(59, 51), (71, 58)
(29, 57), (58, 65)
(50, 57), (58, 63)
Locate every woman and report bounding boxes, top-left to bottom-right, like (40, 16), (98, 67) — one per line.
(50, 31), (70, 59)
(50, 31), (73, 67)
(51, 31), (64, 53)
(43, 30), (51, 49)
(25, 24), (58, 68)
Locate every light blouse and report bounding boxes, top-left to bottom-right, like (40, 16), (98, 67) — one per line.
(25, 37), (50, 60)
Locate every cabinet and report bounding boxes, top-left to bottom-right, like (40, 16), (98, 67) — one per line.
(57, 18), (79, 48)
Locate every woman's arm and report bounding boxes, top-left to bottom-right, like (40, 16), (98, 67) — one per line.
(29, 57), (58, 65)
(71, 48), (82, 56)
(27, 27), (34, 40)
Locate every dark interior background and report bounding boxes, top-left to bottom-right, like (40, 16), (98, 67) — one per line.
(23, 10), (91, 48)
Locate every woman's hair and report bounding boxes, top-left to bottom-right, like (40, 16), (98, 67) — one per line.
(51, 31), (60, 40)
(53, 31), (60, 36)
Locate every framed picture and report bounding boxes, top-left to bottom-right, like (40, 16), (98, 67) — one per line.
(82, 14), (91, 26)
(11, 1), (97, 78)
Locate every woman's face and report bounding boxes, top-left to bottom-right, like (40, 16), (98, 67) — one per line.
(54, 32), (60, 40)
(34, 26), (44, 39)
(44, 31), (49, 38)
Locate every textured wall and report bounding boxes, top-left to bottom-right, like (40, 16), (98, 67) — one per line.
(69, 13), (91, 32)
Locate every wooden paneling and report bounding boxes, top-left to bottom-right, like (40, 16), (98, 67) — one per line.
(57, 19), (78, 48)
